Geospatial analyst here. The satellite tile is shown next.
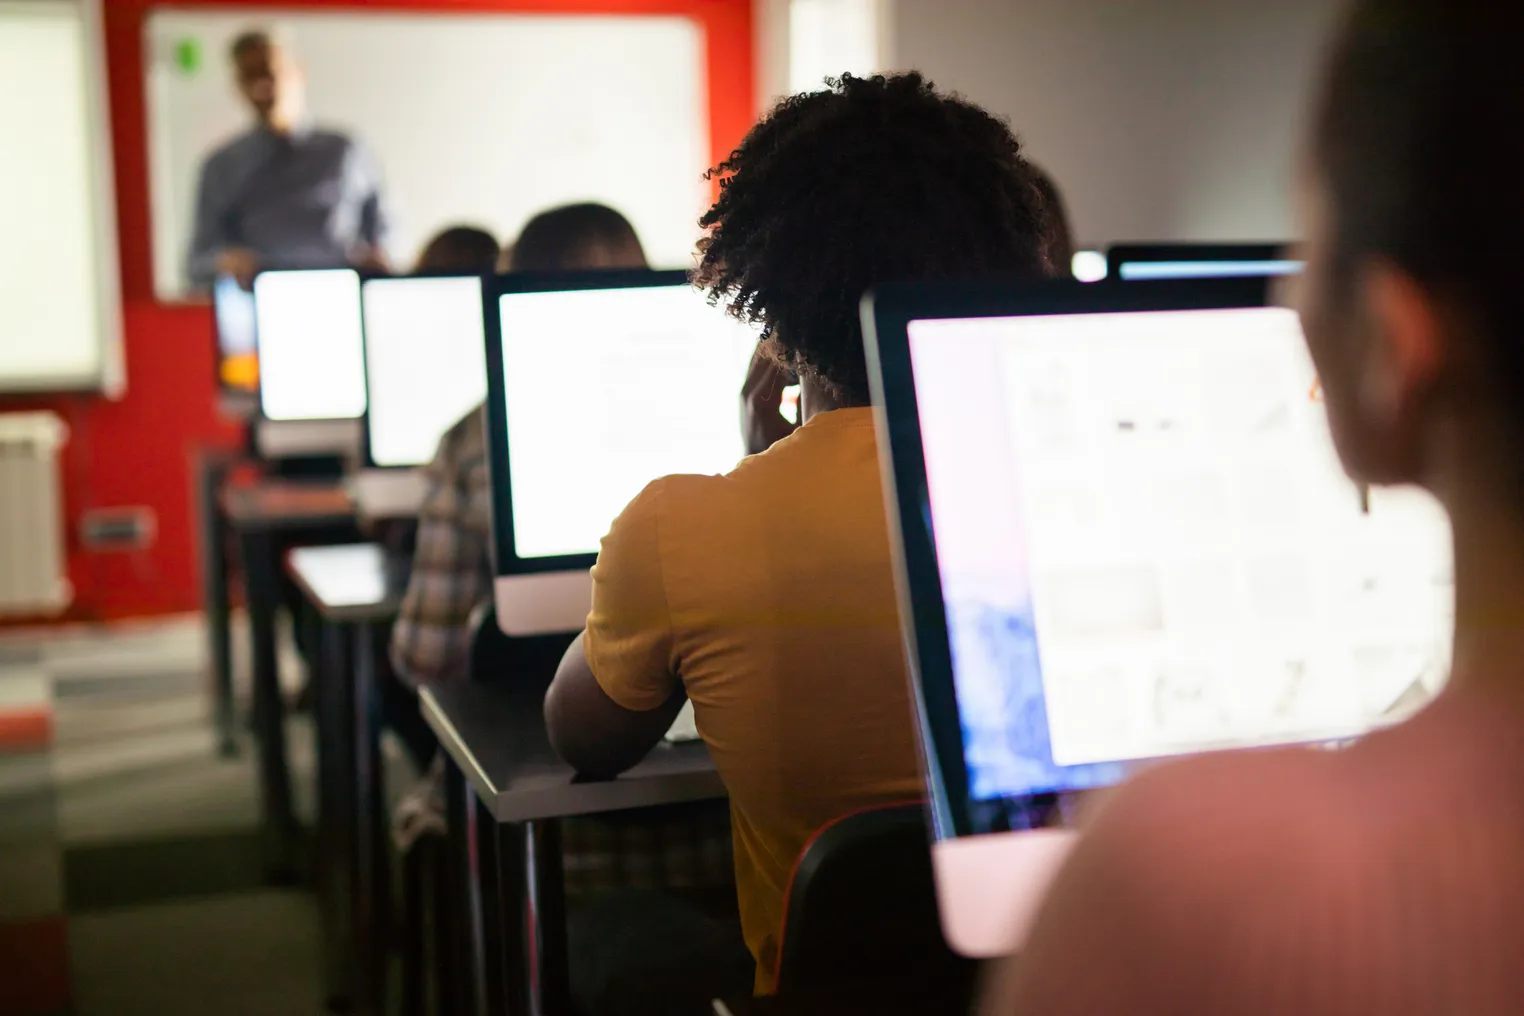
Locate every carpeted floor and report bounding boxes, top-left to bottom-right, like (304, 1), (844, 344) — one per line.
(0, 614), (342, 1015)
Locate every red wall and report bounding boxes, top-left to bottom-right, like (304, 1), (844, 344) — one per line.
(0, 0), (753, 623)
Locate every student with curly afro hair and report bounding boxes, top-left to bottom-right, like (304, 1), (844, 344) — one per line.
(546, 72), (1055, 993)
(705, 71), (1054, 410)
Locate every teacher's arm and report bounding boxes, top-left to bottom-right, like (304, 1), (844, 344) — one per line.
(187, 158), (232, 290)
(353, 142), (392, 272)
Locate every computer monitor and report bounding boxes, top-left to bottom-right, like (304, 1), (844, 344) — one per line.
(360, 274), (488, 469)
(213, 274), (258, 395)
(253, 268), (367, 423)
(484, 269), (759, 636)
(863, 275), (1452, 958)
(1107, 243), (1303, 281)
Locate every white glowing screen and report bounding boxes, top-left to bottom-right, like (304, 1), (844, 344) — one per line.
(363, 276), (487, 468)
(498, 284), (758, 560)
(255, 269), (367, 422)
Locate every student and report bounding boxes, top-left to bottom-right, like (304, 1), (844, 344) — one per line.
(543, 73), (1055, 991)
(388, 203), (734, 894)
(984, 2), (1524, 1013)
(373, 224), (502, 773)
(389, 204), (648, 691)
(412, 225), (500, 275)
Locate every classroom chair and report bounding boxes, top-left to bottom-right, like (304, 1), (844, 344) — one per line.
(772, 803), (977, 1005)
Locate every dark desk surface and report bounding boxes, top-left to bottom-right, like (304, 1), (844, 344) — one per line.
(422, 680), (725, 824)
(286, 544), (402, 624)
(221, 480), (356, 531)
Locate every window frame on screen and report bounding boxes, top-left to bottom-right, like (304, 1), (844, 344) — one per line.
(1106, 242), (1296, 281)
(480, 267), (696, 579)
(861, 274), (1276, 841)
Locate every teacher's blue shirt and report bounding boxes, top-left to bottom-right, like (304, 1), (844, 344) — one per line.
(187, 122), (388, 288)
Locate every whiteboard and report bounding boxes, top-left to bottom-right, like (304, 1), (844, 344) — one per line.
(0, 0), (123, 394)
(146, 10), (710, 300)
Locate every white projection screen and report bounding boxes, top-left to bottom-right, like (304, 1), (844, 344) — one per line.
(0, 0), (123, 394)
(145, 9), (710, 300)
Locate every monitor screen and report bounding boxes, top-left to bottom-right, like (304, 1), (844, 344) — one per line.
(495, 282), (757, 562)
(213, 275), (258, 393)
(1117, 259), (1304, 281)
(905, 305), (1451, 820)
(362, 276), (487, 468)
(254, 269), (367, 422)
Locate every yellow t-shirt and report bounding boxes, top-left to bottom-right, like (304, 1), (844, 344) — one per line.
(583, 406), (923, 993)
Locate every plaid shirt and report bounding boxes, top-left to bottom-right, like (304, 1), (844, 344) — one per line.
(389, 404), (736, 895)
(389, 405), (494, 689)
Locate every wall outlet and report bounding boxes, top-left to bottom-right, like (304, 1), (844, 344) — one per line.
(80, 507), (158, 551)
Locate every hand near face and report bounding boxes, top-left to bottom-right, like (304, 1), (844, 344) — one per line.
(741, 342), (800, 455)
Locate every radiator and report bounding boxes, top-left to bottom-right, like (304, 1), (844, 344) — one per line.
(0, 412), (71, 616)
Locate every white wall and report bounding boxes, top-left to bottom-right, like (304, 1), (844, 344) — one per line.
(890, 0), (1343, 245)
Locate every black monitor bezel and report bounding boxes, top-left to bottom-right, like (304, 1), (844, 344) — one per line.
(1106, 242), (1292, 280)
(481, 268), (695, 578)
(862, 275), (1276, 840)
(358, 270), (489, 471)
(252, 267), (368, 424)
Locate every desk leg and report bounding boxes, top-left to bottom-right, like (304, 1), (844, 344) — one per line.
(496, 820), (570, 1016)
(447, 765), (485, 1016)
(352, 622), (391, 1016)
(243, 529), (298, 882)
(199, 456), (237, 758)
(464, 783), (503, 1016)
(317, 620), (355, 1010)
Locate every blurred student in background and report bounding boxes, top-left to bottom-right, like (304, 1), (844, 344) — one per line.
(412, 225), (500, 275)
(986, 2), (1524, 1013)
(389, 204), (647, 693)
(543, 73), (1056, 991)
(187, 28), (390, 290)
(391, 204), (747, 1013)
(374, 224), (502, 773)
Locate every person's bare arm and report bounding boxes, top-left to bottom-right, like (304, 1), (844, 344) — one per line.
(544, 631), (687, 779)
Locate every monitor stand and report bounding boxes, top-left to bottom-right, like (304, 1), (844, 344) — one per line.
(254, 418), (362, 461)
(494, 571), (593, 637)
(931, 829), (1076, 958)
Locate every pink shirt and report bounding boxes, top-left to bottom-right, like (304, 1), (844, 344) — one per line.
(998, 684), (1524, 1015)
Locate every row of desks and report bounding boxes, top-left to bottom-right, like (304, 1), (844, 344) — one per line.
(197, 464), (727, 1015)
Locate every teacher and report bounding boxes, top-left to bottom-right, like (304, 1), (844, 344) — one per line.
(187, 29), (390, 290)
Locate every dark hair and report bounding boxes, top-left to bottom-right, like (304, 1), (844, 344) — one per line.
(1031, 166), (1076, 274)
(415, 226), (500, 274)
(509, 203), (648, 272)
(693, 72), (1052, 404)
(1313, 0), (1524, 380)
(230, 29), (273, 63)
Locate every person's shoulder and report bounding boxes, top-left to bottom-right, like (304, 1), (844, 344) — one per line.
(312, 128), (372, 158)
(202, 128), (261, 172)
(1004, 747), (1363, 1014)
(1072, 746), (1357, 902)
(423, 404), (487, 480)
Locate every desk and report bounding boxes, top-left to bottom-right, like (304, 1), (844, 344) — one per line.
(287, 543), (400, 1016)
(422, 680), (725, 1016)
(214, 480), (357, 879)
